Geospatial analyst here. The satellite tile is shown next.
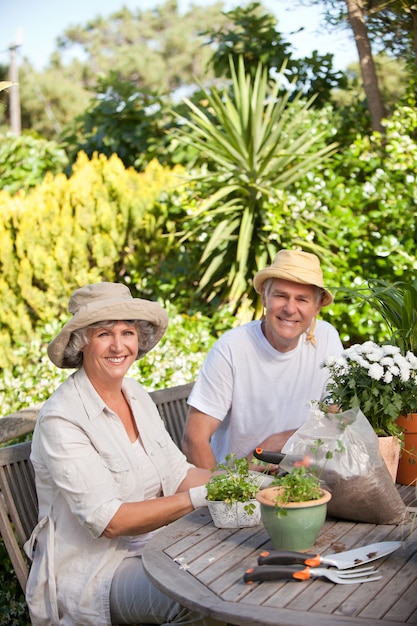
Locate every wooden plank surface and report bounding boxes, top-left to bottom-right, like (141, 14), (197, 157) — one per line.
(143, 489), (417, 626)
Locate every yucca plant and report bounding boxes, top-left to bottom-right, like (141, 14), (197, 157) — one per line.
(0, 81), (15, 91)
(339, 278), (417, 354)
(173, 55), (338, 315)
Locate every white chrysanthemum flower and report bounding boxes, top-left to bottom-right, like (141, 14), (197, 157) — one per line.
(388, 365), (400, 377)
(360, 341), (379, 353)
(322, 355), (337, 366)
(357, 355), (371, 369)
(334, 357), (350, 376)
(329, 356), (348, 373)
(345, 350), (360, 363)
(394, 353), (409, 368)
(384, 371), (393, 383)
(368, 362), (384, 381)
(406, 351), (417, 368)
(382, 345), (400, 356)
(399, 367), (410, 382)
(380, 357), (394, 367)
(367, 348), (384, 362)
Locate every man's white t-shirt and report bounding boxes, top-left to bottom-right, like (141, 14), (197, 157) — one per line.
(188, 319), (343, 463)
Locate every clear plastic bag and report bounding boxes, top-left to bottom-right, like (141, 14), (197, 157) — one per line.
(281, 407), (406, 524)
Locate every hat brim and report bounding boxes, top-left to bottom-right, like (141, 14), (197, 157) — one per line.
(253, 268), (333, 306)
(48, 299), (168, 368)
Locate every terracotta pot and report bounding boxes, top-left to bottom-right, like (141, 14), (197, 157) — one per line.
(256, 486), (331, 552)
(396, 413), (417, 486)
(378, 435), (401, 482)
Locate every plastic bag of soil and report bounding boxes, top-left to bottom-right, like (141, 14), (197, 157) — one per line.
(280, 407), (406, 524)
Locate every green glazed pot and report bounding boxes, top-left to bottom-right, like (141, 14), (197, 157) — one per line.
(256, 486), (332, 552)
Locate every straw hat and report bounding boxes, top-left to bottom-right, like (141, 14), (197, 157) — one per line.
(253, 249), (333, 306)
(48, 282), (168, 368)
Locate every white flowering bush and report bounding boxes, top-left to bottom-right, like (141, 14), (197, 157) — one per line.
(322, 341), (417, 437)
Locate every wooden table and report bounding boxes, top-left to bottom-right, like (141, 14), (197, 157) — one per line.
(142, 486), (417, 626)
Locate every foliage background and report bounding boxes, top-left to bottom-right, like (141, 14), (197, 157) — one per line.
(0, 1), (416, 620)
(0, 101), (416, 385)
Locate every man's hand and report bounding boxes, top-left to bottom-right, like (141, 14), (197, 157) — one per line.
(254, 430), (297, 454)
(248, 460), (281, 475)
(247, 429), (297, 474)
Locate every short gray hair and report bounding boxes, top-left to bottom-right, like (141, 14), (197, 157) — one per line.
(63, 320), (158, 369)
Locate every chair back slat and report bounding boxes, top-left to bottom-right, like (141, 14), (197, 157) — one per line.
(0, 441), (37, 590)
(150, 382), (193, 449)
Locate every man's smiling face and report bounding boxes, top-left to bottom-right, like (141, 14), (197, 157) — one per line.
(261, 278), (322, 352)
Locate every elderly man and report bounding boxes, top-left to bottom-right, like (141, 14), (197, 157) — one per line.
(182, 249), (343, 470)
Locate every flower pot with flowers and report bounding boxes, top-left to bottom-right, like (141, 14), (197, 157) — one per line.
(338, 279), (417, 484)
(322, 341), (417, 481)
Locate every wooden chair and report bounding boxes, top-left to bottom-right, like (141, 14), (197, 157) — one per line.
(0, 440), (36, 591)
(149, 381), (194, 449)
(0, 382), (194, 592)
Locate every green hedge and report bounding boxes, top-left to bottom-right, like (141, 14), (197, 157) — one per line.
(0, 133), (68, 195)
(0, 153), (192, 369)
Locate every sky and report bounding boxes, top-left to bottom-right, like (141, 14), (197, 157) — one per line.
(0, 0), (357, 73)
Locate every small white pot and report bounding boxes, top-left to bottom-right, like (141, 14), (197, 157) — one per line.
(207, 499), (261, 528)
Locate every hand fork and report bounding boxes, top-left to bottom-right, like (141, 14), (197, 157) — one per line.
(244, 564), (382, 584)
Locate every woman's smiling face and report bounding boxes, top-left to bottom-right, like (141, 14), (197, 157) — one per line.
(81, 321), (139, 382)
(261, 278), (322, 352)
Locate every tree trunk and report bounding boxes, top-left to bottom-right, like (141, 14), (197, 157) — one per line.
(411, 8), (417, 73)
(345, 0), (386, 132)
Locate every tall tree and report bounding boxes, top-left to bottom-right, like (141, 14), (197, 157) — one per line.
(345, 0), (386, 131)
(365, 0), (417, 72)
(18, 63), (91, 139)
(54, 0), (230, 93)
(204, 2), (347, 105)
(2, 1), (232, 138)
(61, 75), (177, 170)
(305, 0), (415, 128)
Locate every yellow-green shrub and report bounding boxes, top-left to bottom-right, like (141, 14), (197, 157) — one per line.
(0, 152), (187, 368)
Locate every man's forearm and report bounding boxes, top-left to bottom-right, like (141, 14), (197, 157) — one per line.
(182, 438), (217, 470)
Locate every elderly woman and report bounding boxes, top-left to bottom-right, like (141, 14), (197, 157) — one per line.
(24, 283), (219, 626)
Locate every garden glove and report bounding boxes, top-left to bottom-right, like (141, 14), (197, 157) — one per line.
(189, 485), (208, 509)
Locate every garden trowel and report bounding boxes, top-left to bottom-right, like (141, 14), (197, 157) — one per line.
(257, 541), (402, 569)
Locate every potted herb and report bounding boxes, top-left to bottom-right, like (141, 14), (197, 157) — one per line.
(206, 454), (262, 528)
(256, 466), (332, 551)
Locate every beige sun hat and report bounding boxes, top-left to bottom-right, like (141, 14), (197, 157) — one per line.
(253, 249), (333, 306)
(47, 282), (168, 368)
